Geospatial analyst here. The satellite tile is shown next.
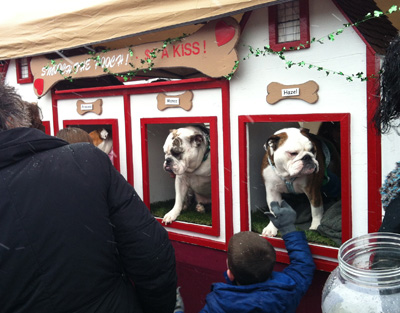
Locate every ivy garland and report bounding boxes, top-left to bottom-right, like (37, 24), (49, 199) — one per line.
(48, 5), (398, 83)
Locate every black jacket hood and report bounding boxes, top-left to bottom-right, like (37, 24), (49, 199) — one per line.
(0, 128), (67, 169)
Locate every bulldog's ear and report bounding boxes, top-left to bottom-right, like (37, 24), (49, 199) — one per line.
(170, 129), (179, 139)
(265, 135), (280, 152)
(191, 134), (204, 147)
(300, 127), (310, 135)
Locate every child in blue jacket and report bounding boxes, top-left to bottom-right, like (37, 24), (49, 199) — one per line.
(200, 201), (316, 313)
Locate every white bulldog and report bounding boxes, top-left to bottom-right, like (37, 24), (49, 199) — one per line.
(162, 125), (211, 224)
(261, 127), (327, 237)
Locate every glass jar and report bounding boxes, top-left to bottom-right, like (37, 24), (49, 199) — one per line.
(322, 232), (400, 313)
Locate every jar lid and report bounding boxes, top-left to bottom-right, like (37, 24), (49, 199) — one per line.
(339, 232), (400, 288)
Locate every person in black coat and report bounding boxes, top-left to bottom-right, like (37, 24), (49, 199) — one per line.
(0, 80), (177, 313)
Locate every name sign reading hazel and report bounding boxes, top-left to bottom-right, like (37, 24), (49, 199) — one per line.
(31, 17), (240, 97)
(267, 81), (319, 104)
(282, 88), (300, 97)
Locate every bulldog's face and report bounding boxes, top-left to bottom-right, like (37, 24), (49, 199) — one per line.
(265, 128), (319, 178)
(163, 126), (208, 176)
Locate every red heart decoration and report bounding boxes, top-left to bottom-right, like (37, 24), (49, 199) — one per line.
(34, 79), (44, 96)
(215, 20), (236, 47)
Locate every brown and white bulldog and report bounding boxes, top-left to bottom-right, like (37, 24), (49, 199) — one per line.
(261, 127), (336, 237)
(162, 125), (211, 224)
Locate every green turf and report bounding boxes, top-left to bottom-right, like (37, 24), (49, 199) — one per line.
(150, 199), (212, 226)
(151, 199), (339, 247)
(251, 210), (340, 247)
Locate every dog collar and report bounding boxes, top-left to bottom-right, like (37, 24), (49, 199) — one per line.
(267, 156), (298, 194)
(202, 133), (210, 163)
(319, 138), (331, 186)
(197, 125), (210, 163)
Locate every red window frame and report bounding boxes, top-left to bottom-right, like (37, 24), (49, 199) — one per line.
(141, 117), (220, 238)
(16, 57), (33, 84)
(62, 119), (120, 173)
(42, 121), (51, 135)
(238, 113), (351, 271)
(268, 0), (310, 51)
(0, 60), (10, 79)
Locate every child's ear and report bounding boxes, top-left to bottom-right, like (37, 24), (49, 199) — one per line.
(227, 269), (235, 282)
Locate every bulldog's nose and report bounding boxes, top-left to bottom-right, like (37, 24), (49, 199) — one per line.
(165, 157), (173, 165)
(302, 154), (312, 161)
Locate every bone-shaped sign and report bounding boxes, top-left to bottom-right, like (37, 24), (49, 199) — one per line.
(266, 81), (319, 104)
(30, 17), (240, 97)
(157, 91), (193, 111)
(76, 99), (103, 115)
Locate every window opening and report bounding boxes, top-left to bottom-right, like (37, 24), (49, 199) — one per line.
(277, 1), (300, 43)
(19, 57), (30, 79)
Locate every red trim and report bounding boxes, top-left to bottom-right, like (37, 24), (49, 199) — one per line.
(238, 113), (351, 271)
(221, 80), (233, 248)
(42, 121), (51, 135)
(366, 47), (382, 232)
(0, 60), (10, 79)
(62, 119), (121, 172)
(52, 89), (59, 134)
(141, 117), (220, 237)
(275, 250), (337, 272)
(123, 92), (134, 186)
(169, 232), (227, 250)
(141, 121), (150, 211)
(16, 57), (33, 84)
(340, 114), (352, 241)
(268, 0), (310, 52)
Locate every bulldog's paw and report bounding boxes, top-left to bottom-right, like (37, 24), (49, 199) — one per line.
(162, 210), (179, 224)
(195, 203), (205, 213)
(309, 218), (322, 230)
(261, 222), (278, 237)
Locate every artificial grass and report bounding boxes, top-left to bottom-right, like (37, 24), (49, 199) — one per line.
(251, 209), (340, 247)
(150, 199), (212, 226)
(151, 199), (339, 247)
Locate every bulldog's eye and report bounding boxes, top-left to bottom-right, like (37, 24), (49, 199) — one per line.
(171, 146), (183, 158)
(289, 152), (298, 157)
(171, 150), (181, 157)
(311, 147), (316, 154)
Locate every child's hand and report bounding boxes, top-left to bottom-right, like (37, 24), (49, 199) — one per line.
(264, 200), (297, 236)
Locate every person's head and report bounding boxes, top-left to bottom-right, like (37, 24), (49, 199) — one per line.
(227, 231), (276, 285)
(25, 101), (45, 132)
(0, 79), (30, 130)
(56, 127), (94, 144)
(374, 35), (400, 134)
